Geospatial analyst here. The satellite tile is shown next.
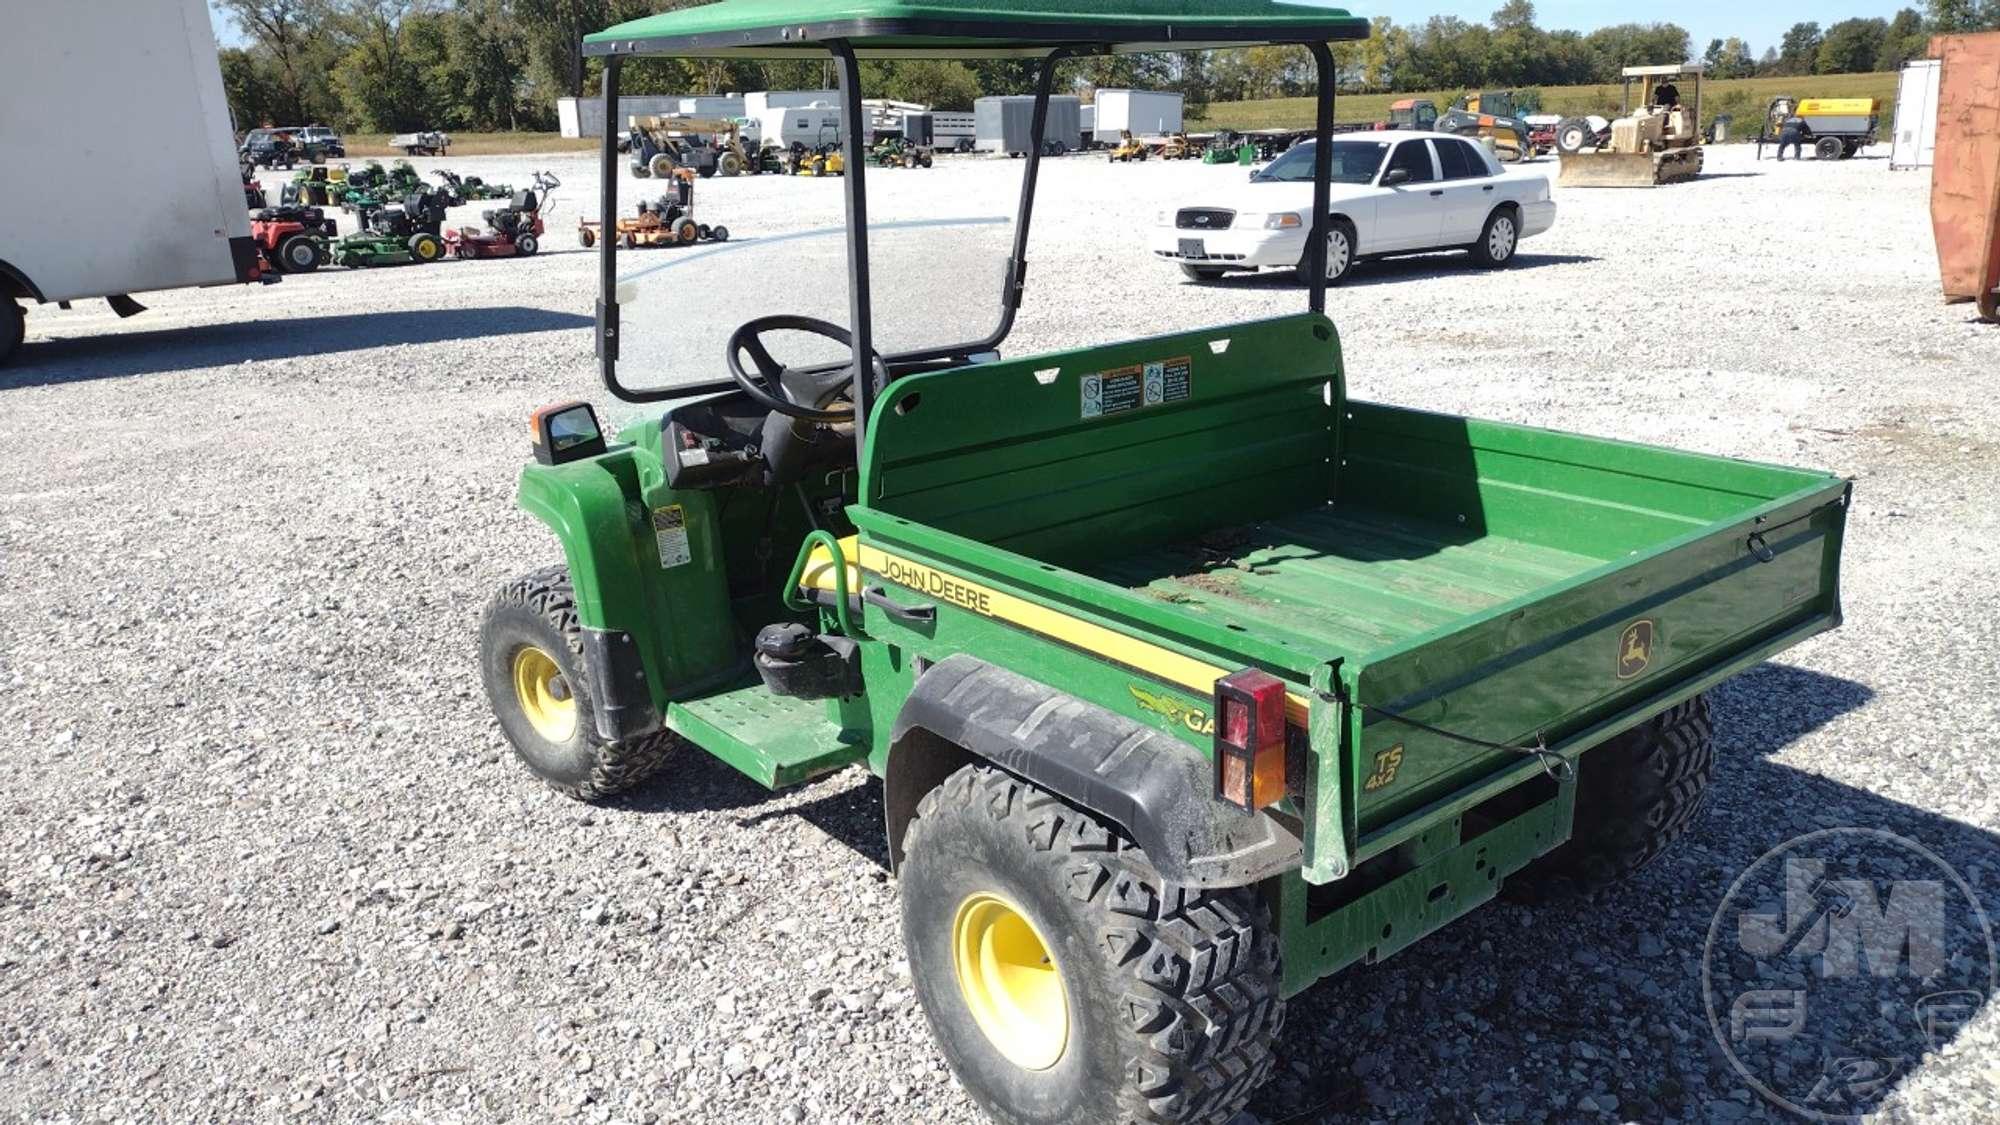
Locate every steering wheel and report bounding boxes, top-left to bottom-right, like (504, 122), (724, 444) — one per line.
(725, 315), (886, 424)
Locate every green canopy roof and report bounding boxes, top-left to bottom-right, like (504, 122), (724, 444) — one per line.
(582, 0), (1370, 59)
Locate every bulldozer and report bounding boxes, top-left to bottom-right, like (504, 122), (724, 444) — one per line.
(1558, 64), (1705, 187)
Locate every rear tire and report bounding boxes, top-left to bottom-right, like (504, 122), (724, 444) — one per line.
(408, 232), (443, 262)
(709, 225), (730, 242)
(1815, 136), (1844, 161)
(1503, 694), (1715, 904)
(579, 227), (597, 248)
(0, 298), (23, 366)
(278, 234), (323, 273)
(900, 765), (1282, 1125)
(648, 153), (676, 178)
(1470, 207), (1519, 268)
(479, 565), (684, 803)
(674, 219), (699, 244)
(1555, 118), (1591, 155)
(514, 232), (539, 256)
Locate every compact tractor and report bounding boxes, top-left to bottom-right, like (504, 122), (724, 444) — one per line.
(870, 135), (936, 168)
(1156, 131), (1199, 159)
(577, 169), (729, 249)
(1557, 64), (1705, 187)
(485, 6), (1851, 1125)
(630, 116), (760, 179)
(249, 204), (336, 273)
(446, 172), (559, 259)
(329, 189), (449, 267)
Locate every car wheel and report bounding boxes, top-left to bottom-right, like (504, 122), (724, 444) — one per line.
(1295, 219), (1356, 287)
(1471, 207), (1519, 268)
(1179, 263), (1227, 283)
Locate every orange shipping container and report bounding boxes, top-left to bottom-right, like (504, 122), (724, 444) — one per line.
(1930, 32), (2000, 321)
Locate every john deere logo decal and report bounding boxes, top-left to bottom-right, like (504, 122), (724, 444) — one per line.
(1128, 683), (1215, 737)
(1617, 619), (1657, 680)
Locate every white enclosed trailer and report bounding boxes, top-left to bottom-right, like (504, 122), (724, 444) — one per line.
(1891, 59), (1943, 170)
(0, 0), (260, 364)
(1090, 89), (1184, 144)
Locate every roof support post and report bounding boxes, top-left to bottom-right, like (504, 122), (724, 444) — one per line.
(597, 55), (623, 390)
(1305, 40), (1336, 314)
(831, 43), (878, 467)
(986, 47), (1073, 348)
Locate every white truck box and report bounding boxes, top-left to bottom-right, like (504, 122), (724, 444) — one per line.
(1091, 89), (1184, 144)
(1, 0), (256, 359)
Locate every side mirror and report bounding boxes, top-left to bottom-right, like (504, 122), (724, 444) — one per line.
(1382, 168), (1411, 187)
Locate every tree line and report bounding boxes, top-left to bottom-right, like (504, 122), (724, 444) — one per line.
(218, 0), (2000, 134)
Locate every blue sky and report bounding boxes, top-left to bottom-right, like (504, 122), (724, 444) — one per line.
(209, 2), (1906, 63)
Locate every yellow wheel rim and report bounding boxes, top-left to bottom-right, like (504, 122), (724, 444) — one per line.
(510, 645), (576, 743)
(952, 893), (1069, 1071)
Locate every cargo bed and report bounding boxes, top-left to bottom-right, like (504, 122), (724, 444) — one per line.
(1085, 508), (1603, 657)
(853, 314), (1849, 881)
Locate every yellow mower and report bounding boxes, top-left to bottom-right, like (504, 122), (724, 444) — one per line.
(1108, 130), (1151, 162)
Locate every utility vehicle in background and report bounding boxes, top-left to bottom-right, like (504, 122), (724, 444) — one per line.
(477, 4), (1850, 1123)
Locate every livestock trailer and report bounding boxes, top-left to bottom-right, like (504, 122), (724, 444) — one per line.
(0, 0), (264, 365)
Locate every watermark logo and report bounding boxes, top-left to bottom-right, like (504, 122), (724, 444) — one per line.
(1703, 829), (1995, 1121)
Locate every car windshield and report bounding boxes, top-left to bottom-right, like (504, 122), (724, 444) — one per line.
(1252, 139), (1389, 185)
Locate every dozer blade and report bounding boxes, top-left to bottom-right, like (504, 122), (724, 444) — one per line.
(1557, 151), (1663, 188)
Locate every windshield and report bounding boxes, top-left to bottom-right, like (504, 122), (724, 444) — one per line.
(609, 119), (1021, 397)
(1252, 139), (1389, 185)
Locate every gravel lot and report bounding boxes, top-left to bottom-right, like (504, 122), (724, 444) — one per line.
(4, 143), (1999, 1124)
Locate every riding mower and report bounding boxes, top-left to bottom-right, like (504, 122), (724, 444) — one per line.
(338, 161), (390, 213)
(249, 204), (336, 273)
(577, 169), (730, 249)
(329, 189), (449, 268)
(1108, 130), (1151, 162)
(282, 164), (350, 208)
(446, 172), (559, 259)
(241, 162), (267, 211)
(1156, 131), (1199, 160)
(437, 169), (512, 204)
(870, 136), (935, 168)
(795, 142), (847, 177)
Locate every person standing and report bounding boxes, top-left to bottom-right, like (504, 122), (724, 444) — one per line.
(1776, 117), (1804, 161)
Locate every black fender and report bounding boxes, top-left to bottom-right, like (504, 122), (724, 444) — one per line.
(883, 654), (1302, 890)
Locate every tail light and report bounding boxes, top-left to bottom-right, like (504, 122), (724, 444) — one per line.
(1214, 669), (1287, 812)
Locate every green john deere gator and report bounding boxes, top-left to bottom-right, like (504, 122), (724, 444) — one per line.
(477, 3), (1852, 1122)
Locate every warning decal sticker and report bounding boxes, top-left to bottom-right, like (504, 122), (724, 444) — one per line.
(653, 505), (692, 569)
(1081, 355), (1192, 420)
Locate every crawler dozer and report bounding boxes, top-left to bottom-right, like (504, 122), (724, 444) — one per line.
(1559, 64), (1705, 188)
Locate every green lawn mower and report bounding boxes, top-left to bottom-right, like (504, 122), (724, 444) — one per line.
(330, 188), (449, 267)
(438, 169), (513, 204)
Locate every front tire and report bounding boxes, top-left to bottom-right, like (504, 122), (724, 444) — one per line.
(648, 153), (676, 178)
(1504, 694), (1715, 904)
(1294, 219), (1356, 287)
(479, 566), (683, 802)
(1179, 263), (1227, 283)
(1470, 207), (1519, 268)
(901, 765), (1282, 1125)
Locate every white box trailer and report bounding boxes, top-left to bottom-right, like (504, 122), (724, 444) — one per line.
(1, 0), (260, 364)
(1891, 59), (1943, 170)
(1090, 89), (1184, 144)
